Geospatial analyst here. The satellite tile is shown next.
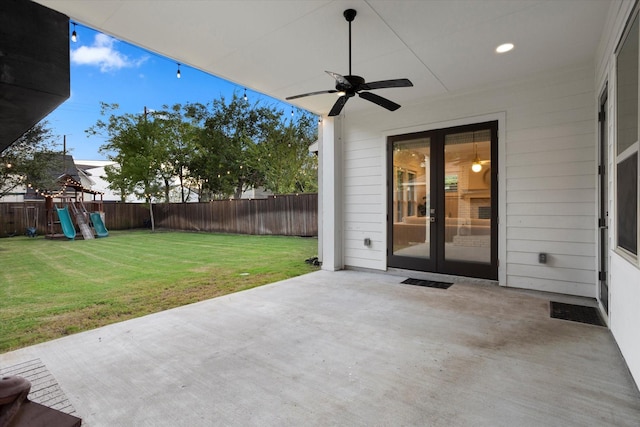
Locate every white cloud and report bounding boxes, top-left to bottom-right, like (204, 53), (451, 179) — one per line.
(71, 33), (148, 72)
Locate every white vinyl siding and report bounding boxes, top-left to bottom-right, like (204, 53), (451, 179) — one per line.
(343, 131), (386, 270)
(341, 63), (596, 296)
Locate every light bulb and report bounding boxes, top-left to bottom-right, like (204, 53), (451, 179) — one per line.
(176, 63), (181, 79)
(471, 142), (482, 172)
(71, 23), (77, 42)
(496, 43), (514, 53)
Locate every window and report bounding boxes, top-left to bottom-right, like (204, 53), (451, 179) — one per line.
(478, 206), (491, 220)
(617, 153), (638, 254)
(444, 175), (458, 192)
(407, 171), (416, 217)
(396, 169), (404, 222)
(616, 10), (640, 259)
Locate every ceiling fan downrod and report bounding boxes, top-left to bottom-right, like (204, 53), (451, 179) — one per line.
(344, 9), (356, 76)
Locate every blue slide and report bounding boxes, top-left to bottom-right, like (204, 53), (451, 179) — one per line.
(55, 206), (76, 240)
(90, 212), (109, 238)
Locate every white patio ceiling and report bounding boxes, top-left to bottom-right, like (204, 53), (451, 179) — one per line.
(35, 0), (611, 117)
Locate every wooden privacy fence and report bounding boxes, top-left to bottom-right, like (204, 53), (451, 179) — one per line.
(0, 194), (317, 237)
(153, 194), (317, 236)
(102, 202), (149, 230)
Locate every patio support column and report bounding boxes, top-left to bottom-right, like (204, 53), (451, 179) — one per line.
(319, 116), (343, 271)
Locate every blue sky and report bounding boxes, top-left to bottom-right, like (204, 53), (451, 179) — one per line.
(46, 25), (297, 160)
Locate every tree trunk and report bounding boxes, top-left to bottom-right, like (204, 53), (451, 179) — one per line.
(179, 168), (186, 203)
(148, 196), (155, 232)
(234, 178), (244, 199)
(164, 177), (170, 203)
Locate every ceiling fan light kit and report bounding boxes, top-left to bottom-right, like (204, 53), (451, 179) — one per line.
(286, 9), (413, 116)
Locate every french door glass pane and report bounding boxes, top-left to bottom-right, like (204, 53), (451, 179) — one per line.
(392, 138), (430, 259)
(443, 130), (491, 264)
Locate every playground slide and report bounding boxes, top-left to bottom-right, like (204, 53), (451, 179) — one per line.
(90, 212), (109, 238)
(55, 206), (76, 240)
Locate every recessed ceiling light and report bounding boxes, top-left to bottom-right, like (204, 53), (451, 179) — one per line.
(496, 43), (514, 53)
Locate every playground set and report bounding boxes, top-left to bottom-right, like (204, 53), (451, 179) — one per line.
(2, 152), (110, 239)
(3, 205), (39, 238)
(44, 176), (109, 240)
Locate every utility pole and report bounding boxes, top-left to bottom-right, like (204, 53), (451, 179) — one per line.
(63, 134), (66, 172)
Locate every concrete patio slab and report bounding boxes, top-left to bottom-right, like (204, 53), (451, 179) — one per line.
(1, 270), (639, 426)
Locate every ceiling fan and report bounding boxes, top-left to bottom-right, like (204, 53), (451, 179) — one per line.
(286, 9), (413, 116)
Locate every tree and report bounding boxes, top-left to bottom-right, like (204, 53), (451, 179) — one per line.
(0, 121), (62, 198)
(187, 93), (281, 200)
(88, 103), (168, 230)
(154, 104), (200, 203)
(87, 95), (318, 214)
(251, 111), (318, 194)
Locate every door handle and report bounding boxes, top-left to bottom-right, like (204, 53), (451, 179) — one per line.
(430, 216), (436, 223)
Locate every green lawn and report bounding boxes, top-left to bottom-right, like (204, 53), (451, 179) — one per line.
(0, 230), (319, 352)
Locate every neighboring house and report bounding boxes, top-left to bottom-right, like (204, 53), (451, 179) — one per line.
(74, 160), (137, 202)
(0, 155), (106, 203)
(30, 0), (640, 388)
(76, 160), (271, 202)
(239, 186), (272, 200)
(0, 182), (27, 203)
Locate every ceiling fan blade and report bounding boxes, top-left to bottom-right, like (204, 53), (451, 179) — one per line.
(286, 89), (338, 100)
(358, 91), (401, 111)
(326, 71), (352, 88)
(361, 78), (413, 90)
(328, 96), (349, 116)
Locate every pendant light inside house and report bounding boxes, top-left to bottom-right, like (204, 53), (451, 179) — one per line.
(176, 63), (181, 79)
(71, 22), (77, 42)
(471, 158), (482, 173)
(471, 143), (482, 173)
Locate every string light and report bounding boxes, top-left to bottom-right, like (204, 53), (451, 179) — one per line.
(25, 176), (103, 200)
(243, 88), (248, 101)
(68, 22), (193, 84)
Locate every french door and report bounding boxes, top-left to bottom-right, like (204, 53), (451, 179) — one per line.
(598, 89), (609, 314)
(387, 121), (498, 280)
